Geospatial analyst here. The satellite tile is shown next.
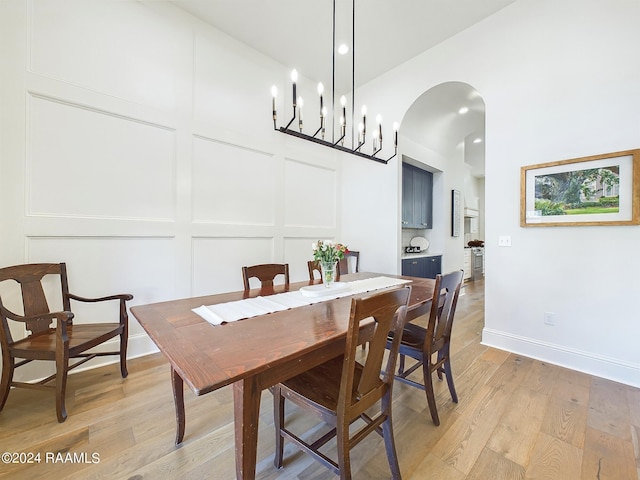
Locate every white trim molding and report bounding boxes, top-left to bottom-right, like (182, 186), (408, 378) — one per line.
(482, 328), (640, 388)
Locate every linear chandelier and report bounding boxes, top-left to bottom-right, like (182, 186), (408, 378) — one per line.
(270, 0), (398, 165)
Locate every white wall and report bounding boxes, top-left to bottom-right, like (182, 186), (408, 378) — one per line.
(0, 0), (347, 381)
(343, 0), (640, 386)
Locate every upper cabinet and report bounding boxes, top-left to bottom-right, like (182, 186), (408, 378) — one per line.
(401, 163), (433, 229)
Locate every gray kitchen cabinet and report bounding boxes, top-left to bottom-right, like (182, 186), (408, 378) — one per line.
(401, 163), (433, 229)
(402, 255), (441, 279)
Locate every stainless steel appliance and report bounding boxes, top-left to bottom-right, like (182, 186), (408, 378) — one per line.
(471, 247), (484, 281)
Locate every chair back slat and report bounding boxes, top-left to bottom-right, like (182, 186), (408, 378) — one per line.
(425, 270), (463, 355)
(341, 287), (410, 404)
(338, 250), (359, 275)
(242, 264), (290, 291)
(436, 271), (463, 339)
(0, 263), (64, 334)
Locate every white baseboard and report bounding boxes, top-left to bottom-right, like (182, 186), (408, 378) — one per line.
(482, 328), (640, 388)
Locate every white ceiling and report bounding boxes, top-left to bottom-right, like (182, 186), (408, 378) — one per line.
(171, 0), (516, 175)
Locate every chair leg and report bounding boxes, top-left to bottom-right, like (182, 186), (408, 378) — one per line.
(442, 353), (458, 404)
(119, 330), (128, 378)
(423, 362), (440, 426)
(381, 404), (402, 479)
(0, 356), (14, 411)
(397, 354), (405, 375)
(273, 385), (285, 469)
(336, 420), (352, 480)
(55, 348), (70, 423)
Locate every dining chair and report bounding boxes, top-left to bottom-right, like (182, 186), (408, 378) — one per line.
(273, 285), (411, 479)
(0, 262), (133, 422)
(242, 263), (290, 291)
(306, 260), (341, 282)
(338, 250), (359, 276)
(387, 270), (463, 426)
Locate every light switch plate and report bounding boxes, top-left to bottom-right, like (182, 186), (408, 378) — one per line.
(498, 235), (512, 247)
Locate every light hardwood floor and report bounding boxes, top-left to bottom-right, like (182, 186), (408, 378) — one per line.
(1, 280), (638, 479)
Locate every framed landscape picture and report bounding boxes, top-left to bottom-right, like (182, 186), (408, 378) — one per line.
(521, 149), (640, 227)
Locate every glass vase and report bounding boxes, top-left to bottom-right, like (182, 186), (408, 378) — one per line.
(320, 261), (337, 288)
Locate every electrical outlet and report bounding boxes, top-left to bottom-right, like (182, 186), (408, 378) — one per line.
(544, 312), (556, 325)
(498, 235), (512, 247)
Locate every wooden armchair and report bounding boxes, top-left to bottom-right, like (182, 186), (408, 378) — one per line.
(0, 263), (133, 422)
(242, 263), (289, 291)
(387, 270), (463, 426)
(273, 286), (411, 479)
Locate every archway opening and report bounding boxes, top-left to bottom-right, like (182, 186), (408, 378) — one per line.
(399, 81), (485, 274)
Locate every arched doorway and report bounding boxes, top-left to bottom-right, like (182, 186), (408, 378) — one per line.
(399, 81), (485, 276)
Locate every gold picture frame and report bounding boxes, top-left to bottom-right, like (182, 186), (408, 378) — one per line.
(521, 149), (640, 227)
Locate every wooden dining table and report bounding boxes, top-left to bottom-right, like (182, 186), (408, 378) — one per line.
(131, 272), (436, 480)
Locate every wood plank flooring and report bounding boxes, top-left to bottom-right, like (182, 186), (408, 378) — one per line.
(1, 280), (638, 479)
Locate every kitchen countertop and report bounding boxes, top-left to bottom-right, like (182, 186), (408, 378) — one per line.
(401, 251), (443, 260)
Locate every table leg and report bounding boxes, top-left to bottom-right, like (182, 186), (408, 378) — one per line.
(171, 367), (185, 445)
(233, 377), (262, 480)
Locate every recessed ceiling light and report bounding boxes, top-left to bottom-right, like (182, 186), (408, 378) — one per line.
(473, 137), (483, 144)
(337, 44), (349, 55)
(458, 106), (469, 115)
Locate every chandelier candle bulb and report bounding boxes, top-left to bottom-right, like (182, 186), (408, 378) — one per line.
(291, 69), (298, 107)
(376, 114), (383, 144)
(321, 106), (327, 139)
(361, 105), (367, 135)
(271, 85), (277, 127)
(317, 82), (324, 114)
(393, 121), (399, 148)
(298, 97), (304, 131)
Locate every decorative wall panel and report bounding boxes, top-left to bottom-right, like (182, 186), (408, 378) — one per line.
(192, 137), (276, 225)
(27, 95), (175, 220)
(284, 158), (337, 228)
(192, 237), (274, 295)
(283, 236), (334, 282)
(27, 236), (176, 336)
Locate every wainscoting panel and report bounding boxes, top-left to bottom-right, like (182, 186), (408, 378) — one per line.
(27, 94), (176, 220)
(283, 236), (337, 282)
(27, 236), (177, 336)
(192, 136), (276, 225)
(192, 236), (275, 295)
(284, 158), (337, 229)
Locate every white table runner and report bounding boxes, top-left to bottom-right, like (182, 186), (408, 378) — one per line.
(192, 276), (411, 326)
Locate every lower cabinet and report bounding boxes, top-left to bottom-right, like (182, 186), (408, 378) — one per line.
(463, 249), (472, 281)
(401, 255), (442, 279)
